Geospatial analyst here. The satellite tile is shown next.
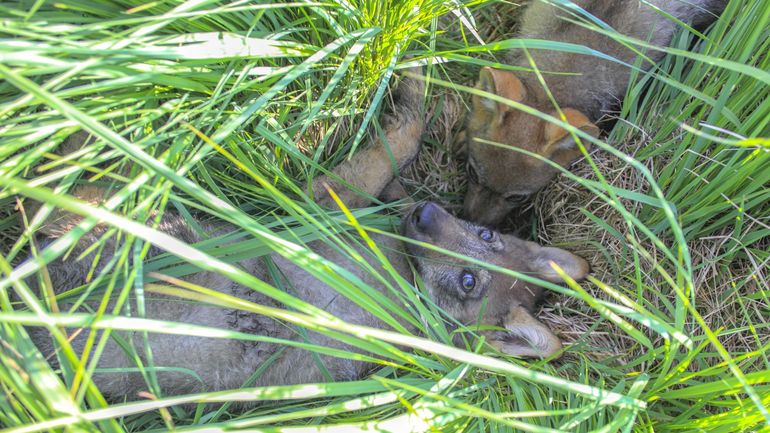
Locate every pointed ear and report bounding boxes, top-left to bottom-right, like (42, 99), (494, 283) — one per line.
(474, 67), (527, 113)
(541, 108), (599, 160)
(530, 244), (590, 283)
(490, 306), (562, 358)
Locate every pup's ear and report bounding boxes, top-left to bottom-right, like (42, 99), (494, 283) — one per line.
(490, 306), (562, 358)
(529, 244), (590, 283)
(474, 67), (527, 113)
(540, 108), (599, 163)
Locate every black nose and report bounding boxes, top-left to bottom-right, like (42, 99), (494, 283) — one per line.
(412, 202), (441, 233)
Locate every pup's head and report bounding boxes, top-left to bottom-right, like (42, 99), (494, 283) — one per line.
(463, 67), (599, 226)
(401, 202), (589, 358)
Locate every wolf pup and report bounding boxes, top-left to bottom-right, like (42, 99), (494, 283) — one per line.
(25, 69), (588, 401)
(464, 0), (726, 225)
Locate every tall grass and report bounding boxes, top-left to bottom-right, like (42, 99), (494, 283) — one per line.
(0, 0), (768, 432)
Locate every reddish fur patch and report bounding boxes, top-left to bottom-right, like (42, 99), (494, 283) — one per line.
(543, 108), (596, 146)
(480, 67), (526, 109)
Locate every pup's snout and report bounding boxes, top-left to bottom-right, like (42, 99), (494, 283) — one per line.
(412, 202), (444, 235)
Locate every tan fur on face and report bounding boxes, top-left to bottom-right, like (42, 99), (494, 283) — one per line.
(402, 203), (588, 358)
(464, 74), (593, 226)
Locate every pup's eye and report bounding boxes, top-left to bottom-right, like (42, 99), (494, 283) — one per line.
(478, 229), (494, 242)
(467, 163), (479, 184)
(460, 272), (476, 292)
(505, 193), (528, 204)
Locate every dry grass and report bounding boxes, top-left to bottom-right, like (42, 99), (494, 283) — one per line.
(535, 137), (768, 362)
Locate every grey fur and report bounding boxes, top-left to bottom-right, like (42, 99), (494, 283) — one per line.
(462, 0), (727, 226)
(513, 0), (727, 121)
(30, 216), (410, 397)
(25, 69), (589, 403)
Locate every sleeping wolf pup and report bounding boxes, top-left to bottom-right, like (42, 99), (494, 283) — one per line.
(464, 0), (726, 225)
